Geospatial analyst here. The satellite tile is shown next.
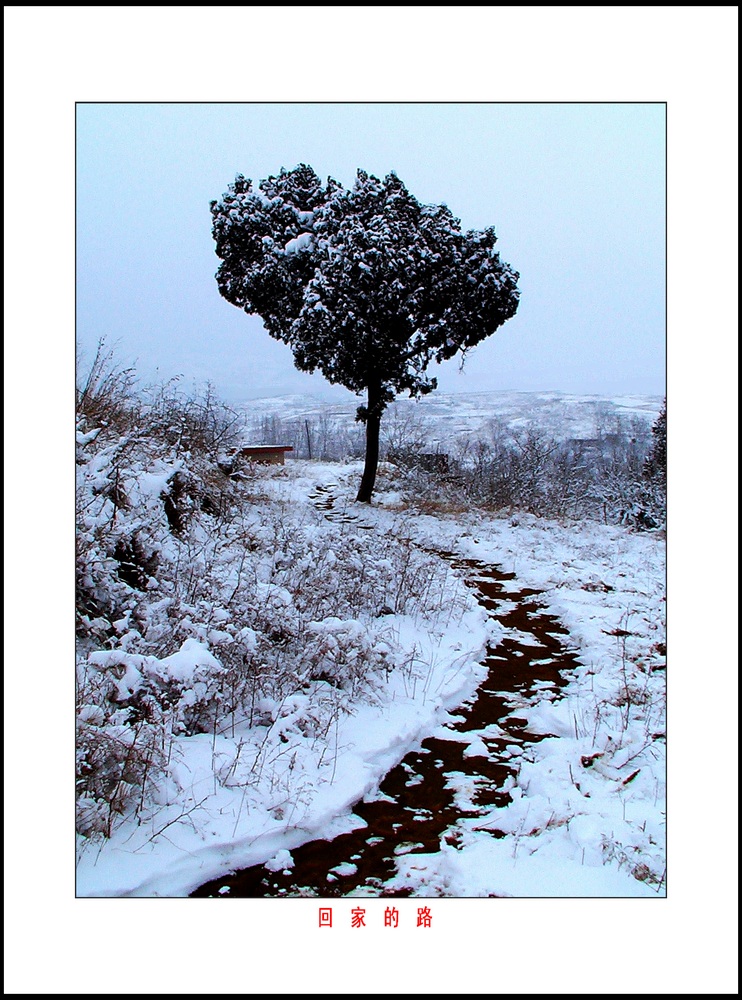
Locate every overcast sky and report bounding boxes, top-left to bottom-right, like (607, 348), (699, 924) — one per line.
(77, 102), (665, 403)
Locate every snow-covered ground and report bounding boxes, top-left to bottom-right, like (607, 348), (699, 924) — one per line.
(376, 491), (666, 897)
(77, 459), (665, 897)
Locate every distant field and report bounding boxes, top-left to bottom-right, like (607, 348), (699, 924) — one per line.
(239, 389), (664, 450)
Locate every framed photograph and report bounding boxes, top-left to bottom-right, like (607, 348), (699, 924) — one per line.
(5, 8), (737, 996)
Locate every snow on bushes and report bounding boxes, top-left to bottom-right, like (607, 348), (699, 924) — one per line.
(75, 354), (665, 896)
(75, 379), (456, 841)
(389, 410), (667, 529)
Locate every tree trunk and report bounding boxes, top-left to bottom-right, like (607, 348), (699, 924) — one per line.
(356, 383), (382, 503)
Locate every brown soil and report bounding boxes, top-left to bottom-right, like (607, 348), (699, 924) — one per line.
(191, 494), (579, 898)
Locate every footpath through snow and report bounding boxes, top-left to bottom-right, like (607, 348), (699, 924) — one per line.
(76, 460), (665, 897)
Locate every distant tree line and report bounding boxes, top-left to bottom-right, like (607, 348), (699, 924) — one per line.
(247, 399), (666, 528)
(390, 405), (667, 529)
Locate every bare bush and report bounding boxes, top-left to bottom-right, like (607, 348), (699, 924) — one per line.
(144, 379), (245, 459)
(394, 413), (665, 528)
(76, 707), (166, 836)
(76, 338), (139, 437)
(76, 355), (459, 840)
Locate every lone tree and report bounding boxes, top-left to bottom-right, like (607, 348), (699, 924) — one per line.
(210, 164), (520, 501)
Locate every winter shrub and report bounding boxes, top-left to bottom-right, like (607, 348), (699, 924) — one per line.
(76, 712), (166, 836)
(76, 359), (456, 839)
(143, 379), (245, 459)
(76, 339), (139, 436)
(303, 618), (396, 696)
(393, 413), (666, 529)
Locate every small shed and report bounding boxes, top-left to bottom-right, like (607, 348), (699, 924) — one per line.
(237, 445), (294, 465)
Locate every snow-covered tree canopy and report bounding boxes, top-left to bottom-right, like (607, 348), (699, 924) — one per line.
(210, 164), (520, 500)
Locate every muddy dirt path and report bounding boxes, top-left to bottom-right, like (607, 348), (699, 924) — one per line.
(192, 487), (580, 898)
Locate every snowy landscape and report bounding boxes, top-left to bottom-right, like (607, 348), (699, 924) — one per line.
(74, 137), (667, 903)
(76, 368), (666, 898)
(9, 8), (741, 995)
(239, 388), (663, 465)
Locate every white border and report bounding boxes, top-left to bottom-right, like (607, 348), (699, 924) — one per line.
(4, 6), (738, 995)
